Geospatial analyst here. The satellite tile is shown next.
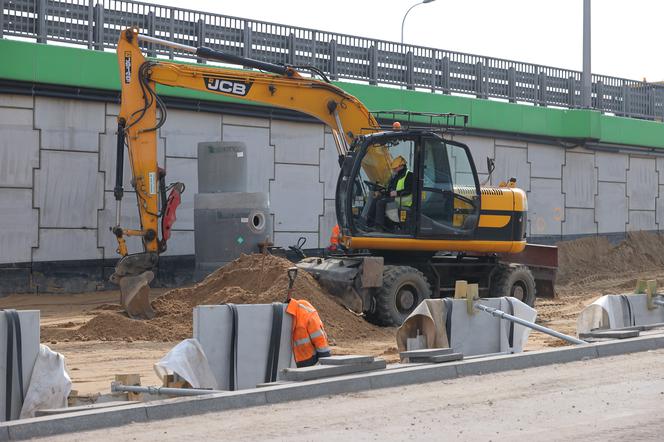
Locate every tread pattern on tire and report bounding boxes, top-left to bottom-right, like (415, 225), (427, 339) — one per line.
(371, 265), (431, 327)
(491, 264), (536, 307)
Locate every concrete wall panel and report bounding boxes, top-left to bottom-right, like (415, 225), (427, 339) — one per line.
(222, 115), (270, 127)
(162, 230), (195, 256)
(627, 157), (657, 211)
(596, 151), (628, 182)
(34, 151), (103, 228)
(628, 211), (657, 231)
(270, 164), (323, 232)
(562, 152), (596, 208)
(271, 121), (323, 165)
(164, 157), (198, 230)
(32, 229), (102, 262)
(320, 132), (340, 199)
(562, 208), (597, 236)
(658, 185), (664, 229)
(97, 191), (143, 258)
(528, 178), (563, 236)
(222, 125), (273, 194)
(273, 232), (318, 249)
(453, 135), (494, 174)
(160, 109), (222, 157)
(0, 95), (33, 108)
(528, 143), (564, 179)
(319, 199), (337, 248)
(596, 182), (628, 234)
(34, 97), (104, 151)
(495, 139), (527, 148)
(0, 108), (39, 187)
(494, 146), (530, 191)
(0, 189), (38, 264)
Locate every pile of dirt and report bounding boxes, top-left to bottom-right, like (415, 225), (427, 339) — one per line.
(44, 254), (393, 344)
(557, 231), (664, 287)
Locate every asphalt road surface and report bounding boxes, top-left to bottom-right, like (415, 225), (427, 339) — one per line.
(44, 349), (664, 441)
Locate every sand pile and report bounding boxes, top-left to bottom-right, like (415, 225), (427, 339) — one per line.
(45, 254), (392, 343)
(557, 231), (664, 286)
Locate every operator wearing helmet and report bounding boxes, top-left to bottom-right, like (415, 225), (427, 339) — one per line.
(374, 155), (414, 228)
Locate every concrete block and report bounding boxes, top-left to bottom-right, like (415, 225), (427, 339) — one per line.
(318, 199), (337, 248)
(160, 109), (222, 157)
(563, 151), (596, 208)
(0, 311), (40, 422)
(264, 376), (372, 403)
(34, 151), (103, 228)
(367, 364), (459, 389)
(528, 143), (564, 179)
(410, 353), (463, 363)
(97, 191), (143, 258)
(161, 230), (194, 256)
(320, 131), (340, 199)
(454, 136), (494, 174)
(0, 94), (33, 108)
(0, 426), (8, 442)
(271, 120), (324, 165)
(579, 330), (640, 339)
(0, 189), (38, 264)
(4, 404), (148, 440)
(627, 157), (657, 210)
(319, 355), (374, 365)
(144, 390), (268, 421)
(34, 97), (104, 151)
(0, 109), (39, 187)
(270, 164), (324, 232)
(596, 151), (628, 182)
(223, 114), (270, 127)
(528, 178), (563, 236)
(32, 229), (102, 262)
(400, 348), (455, 358)
(223, 125), (273, 194)
(99, 116), (165, 191)
(593, 335), (664, 357)
(562, 208), (597, 236)
(281, 359), (386, 381)
(596, 182), (627, 234)
(494, 146), (530, 191)
(35, 401), (140, 417)
(163, 157), (197, 229)
(627, 211), (656, 231)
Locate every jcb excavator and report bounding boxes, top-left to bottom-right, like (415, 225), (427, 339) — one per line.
(112, 27), (556, 323)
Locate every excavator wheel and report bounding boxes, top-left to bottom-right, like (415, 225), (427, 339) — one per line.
(367, 265), (431, 327)
(490, 264), (536, 307)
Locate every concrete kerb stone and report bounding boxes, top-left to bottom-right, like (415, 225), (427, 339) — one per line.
(144, 390), (268, 421)
(367, 362), (459, 389)
(263, 375), (373, 404)
(593, 334), (664, 357)
(0, 425), (9, 442)
(3, 403), (149, 440)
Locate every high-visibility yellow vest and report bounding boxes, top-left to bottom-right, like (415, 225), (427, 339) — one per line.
(395, 171), (412, 207)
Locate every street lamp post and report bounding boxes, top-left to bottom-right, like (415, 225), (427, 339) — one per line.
(401, 0), (436, 45)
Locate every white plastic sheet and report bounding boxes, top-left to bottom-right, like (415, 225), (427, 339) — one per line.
(577, 293), (664, 334)
(19, 345), (71, 419)
(154, 338), (218, 389)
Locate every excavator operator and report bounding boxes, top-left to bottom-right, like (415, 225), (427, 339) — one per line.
(374, 155), (414, 229)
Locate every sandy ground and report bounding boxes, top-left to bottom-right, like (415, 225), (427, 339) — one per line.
(2, 267), (662, 395)
(40, 349), (664, 441)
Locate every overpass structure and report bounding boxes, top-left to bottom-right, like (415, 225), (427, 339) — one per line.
(2, 0), (664, 292)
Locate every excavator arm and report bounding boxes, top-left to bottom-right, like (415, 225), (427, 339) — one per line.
(112, 27), (390, 318)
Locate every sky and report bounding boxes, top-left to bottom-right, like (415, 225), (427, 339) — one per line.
(146, 0), (662, 82)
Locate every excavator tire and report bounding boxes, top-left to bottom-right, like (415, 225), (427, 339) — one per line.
(490, 264), (536, 307)
(368, 265), (431, 327)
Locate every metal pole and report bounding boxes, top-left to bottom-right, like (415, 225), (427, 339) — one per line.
(582, 0), (591, 108)
(401, 0), (436, 45)
(474, 303), (587, 345)
(111, 383), (223, 397)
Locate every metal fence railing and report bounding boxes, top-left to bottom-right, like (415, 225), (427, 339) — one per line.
(2, 0), (663, 121)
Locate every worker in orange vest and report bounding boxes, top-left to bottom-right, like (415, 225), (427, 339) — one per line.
(328, 224), (340, 251)
(284, 268), (331, 367)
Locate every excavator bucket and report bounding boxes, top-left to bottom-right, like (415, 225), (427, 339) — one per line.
(118, 270), (156, 320)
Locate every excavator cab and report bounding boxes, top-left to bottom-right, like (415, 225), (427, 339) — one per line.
(338, 130), (481, 242)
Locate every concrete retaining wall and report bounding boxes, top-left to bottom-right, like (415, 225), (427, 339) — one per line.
(1, 93), (663, 290)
